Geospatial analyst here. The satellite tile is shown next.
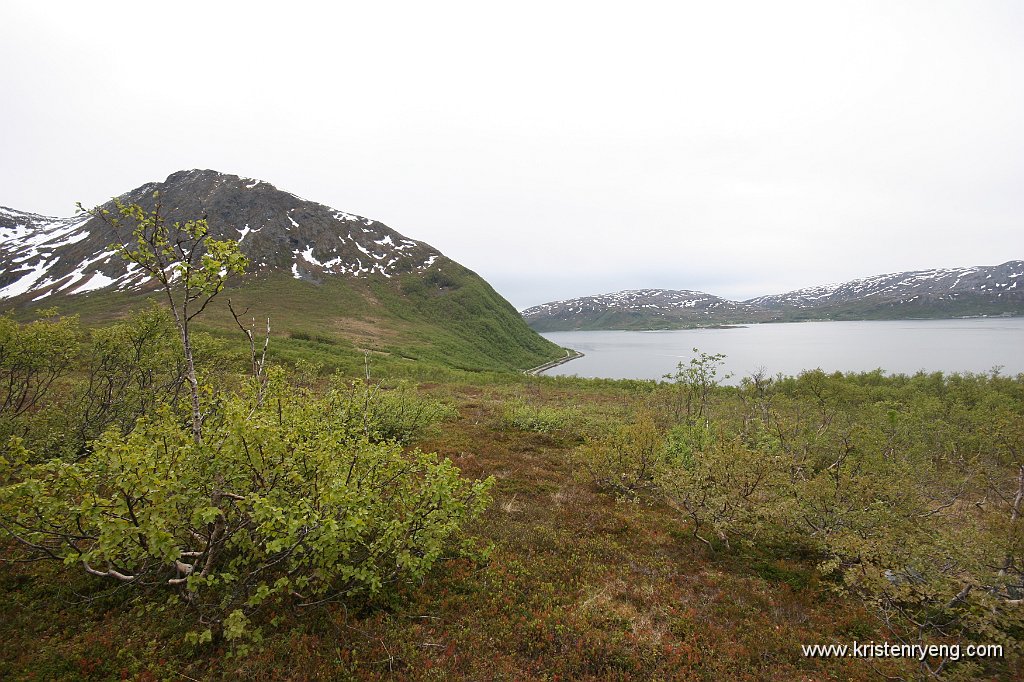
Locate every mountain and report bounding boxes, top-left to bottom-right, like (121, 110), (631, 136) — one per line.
(522, 262), (1024, 331)
(0, 169), (562, 372)
(522, 289), (758, 331)
(0, 170), (445, 301)
(748, 262), (1024, 320)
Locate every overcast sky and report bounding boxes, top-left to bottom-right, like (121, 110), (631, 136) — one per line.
(2, 1), (1022, 309)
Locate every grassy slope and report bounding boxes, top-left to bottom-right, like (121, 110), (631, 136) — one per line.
(14, 263), (564, 375)
(0, 376), (936, 681)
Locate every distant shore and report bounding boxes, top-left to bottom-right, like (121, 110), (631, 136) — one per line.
(524, 349), (584, 376)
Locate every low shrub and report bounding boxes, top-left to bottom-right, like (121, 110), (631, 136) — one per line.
(576, 412), (673, 500)
(500, 398), (579, 435)
(0, 375), (491, 645)
(333, 378), (458, 444)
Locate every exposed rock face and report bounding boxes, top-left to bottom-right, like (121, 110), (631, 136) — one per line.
(0, 169), (443, 303)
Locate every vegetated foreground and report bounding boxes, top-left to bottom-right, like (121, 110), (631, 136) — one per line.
(2, 310), (1022, 680)
(0, 199), (1020, 680)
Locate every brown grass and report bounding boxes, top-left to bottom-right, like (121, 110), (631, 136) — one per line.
(0, 381), (996, 681)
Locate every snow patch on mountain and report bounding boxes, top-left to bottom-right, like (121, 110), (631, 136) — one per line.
(1, 170), (448, 302)
(747, 263), (1024, 309)
(524, 262), (1024, 330)
(522, 289), (747, 323)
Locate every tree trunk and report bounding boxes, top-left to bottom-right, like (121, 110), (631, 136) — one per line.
(179, 320), (202, 444)
(999, 464), (1024, 579)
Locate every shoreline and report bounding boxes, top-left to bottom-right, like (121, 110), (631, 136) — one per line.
(528, 312), (1024, 333)
(523, 348), (584, 376)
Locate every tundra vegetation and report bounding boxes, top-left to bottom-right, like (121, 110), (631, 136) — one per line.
(0, 203), (1022, 680)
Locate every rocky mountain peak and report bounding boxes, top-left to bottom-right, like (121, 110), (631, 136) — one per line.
(0, 170), (444, 303)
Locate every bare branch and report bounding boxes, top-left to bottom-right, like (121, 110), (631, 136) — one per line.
(82, 561), (135, 582)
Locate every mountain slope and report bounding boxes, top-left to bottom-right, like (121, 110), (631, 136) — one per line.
(522, 289), (758, 331)
(523, 261), (1024, 331)
(748, 261), (1024, 320)
(0, 169), (444, 301)
(1, 170), (562, 372)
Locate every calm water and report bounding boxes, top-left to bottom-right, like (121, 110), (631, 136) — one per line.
(539, 318), (1024, 383)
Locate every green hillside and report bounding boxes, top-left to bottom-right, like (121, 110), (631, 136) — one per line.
(12, 263), (563, 376)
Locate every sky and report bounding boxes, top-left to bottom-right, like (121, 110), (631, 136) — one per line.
(2, 1), (1022, 309)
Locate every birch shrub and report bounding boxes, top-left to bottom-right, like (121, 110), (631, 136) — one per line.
(0, 310), (81, 451)
(333, 378), (458, 445)
(0, 373), (492, 644)
(579, 412), (674, 500)
(659, 424), (791, 550)
(501, 397), (579, 435)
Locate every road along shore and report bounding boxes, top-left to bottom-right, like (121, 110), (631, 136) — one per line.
(523, 349), (584, 376)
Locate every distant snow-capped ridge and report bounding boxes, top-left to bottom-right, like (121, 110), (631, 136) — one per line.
(522, 261), (1024, 330)
(522, 288), (751, 318)
(747, 262), (1024, 309)
(0, 169), (445, 302)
